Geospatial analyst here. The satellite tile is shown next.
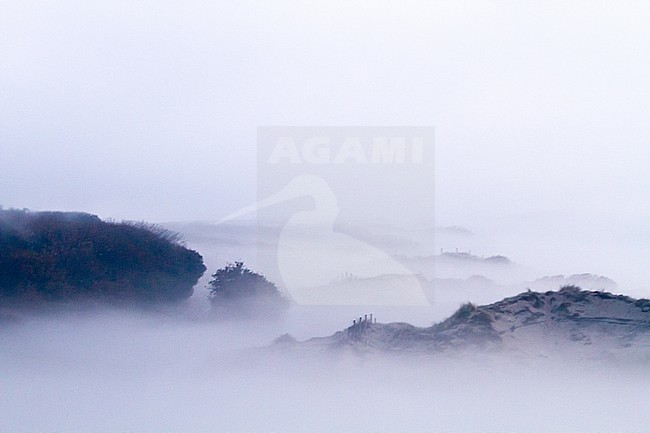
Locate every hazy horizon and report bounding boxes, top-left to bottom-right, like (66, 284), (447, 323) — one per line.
(2, 2), (649, 432)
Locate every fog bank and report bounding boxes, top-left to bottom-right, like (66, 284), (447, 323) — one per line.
(1, 309), (649, 433)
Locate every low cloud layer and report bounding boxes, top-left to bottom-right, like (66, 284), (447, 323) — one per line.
(1, 308), (649, 433)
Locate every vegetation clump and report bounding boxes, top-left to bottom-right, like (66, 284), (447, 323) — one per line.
(208, 261), (288, 317)
(0, 208), (205, 304)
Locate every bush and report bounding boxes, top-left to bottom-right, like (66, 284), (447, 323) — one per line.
(208, 262), (288, 315)
(0, 208), (206, 304)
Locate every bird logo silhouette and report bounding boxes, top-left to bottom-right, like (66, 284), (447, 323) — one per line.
(220, 174), (430, 305)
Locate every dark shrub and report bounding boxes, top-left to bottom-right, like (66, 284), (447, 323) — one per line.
(208, 262), (288, 317)
(0, 208), (205, 304)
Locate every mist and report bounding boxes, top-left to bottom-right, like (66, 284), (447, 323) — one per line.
(2, 1), (650, 431)
(2, 219), (650, 432)
(1, 1), (649, 226)
(1, 305), (649, 433)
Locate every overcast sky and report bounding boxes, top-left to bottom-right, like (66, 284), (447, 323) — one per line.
(1, 1), (649, 234)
